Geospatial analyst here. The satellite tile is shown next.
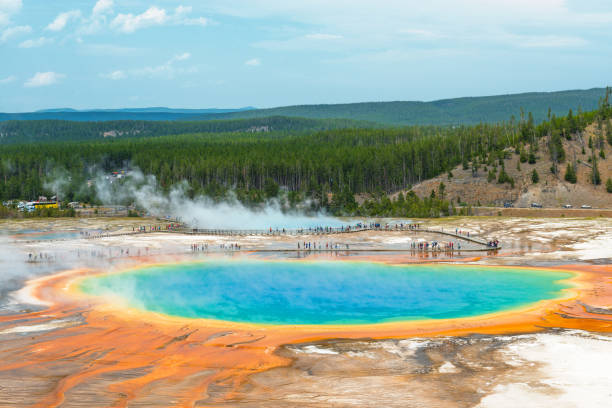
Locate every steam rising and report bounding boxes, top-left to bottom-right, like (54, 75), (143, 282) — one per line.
(94, 169), (345, 229)
(42, 168), (71, 200)
(0, 232), (115, 310)
(0, 235), (48, 309)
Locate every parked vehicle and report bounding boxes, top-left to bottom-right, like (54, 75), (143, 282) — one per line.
(531, 203), (543, 208)
(503, 202), (514, 208)
(563, 204), (572, 208)
(581, 204), (592, 209)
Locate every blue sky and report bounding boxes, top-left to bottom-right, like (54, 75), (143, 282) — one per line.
(0, 0), (611, 111)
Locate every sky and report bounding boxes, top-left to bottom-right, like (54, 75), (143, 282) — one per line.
(0, 0), (611, 112)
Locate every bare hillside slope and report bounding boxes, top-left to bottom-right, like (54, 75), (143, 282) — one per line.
(408, 123), (612, 208)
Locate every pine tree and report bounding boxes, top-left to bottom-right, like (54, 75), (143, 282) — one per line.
(550, 164), (558, 175)
(606, 178), (612, 193)
(498, 169), (513, 185)
(519, 147), (528, 163)
(591, 156), (601, 185)
(528, 151), (536, 164)
(567, 109), (577, 134)
(520, 111), (535, 142)
(564, 163), (577, 184)
(396, 191), (405, 205)
(487, 169), (496, 183)
(438, 182), (446, 200)
(531, 169), (539, 183)
(471, 157), (479, 177)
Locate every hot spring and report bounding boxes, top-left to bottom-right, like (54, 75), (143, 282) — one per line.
(78, 260), (573, 325)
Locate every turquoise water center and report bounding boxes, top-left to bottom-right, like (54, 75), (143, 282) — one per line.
(79, 260), (573, 325)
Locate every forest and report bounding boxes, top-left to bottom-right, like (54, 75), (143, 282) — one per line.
(1, 88), (610, 218)
(0, 116), (374, 144)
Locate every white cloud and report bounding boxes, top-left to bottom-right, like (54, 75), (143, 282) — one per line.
(77, 2), (114, 36)
(207, 0), (612, 53)
(205, 0), (597, 25)
(182, 16), (208, 27)
(175, 5), (192, 16)
(0, 24), (29, 42)
(92, 0), (113, 16)
(24, 72), (65, 88)
(19, 36), (53, 48)
(516, 35), (588, 48)
(80, 43), (146, 56)
(171, 52), (191, 62)
(110, 5), (208, 33)
(46, 10), (81, 32)
(136, 53), (195, 78)
(255, 33), (345, 51)
(176, 6), (208, 26)
(304, 33), (343, 40)
(103, 53), (196, 80)
(0, 75), (16, 84)
(0, 0), (22, 26)
(397, 28), (444, 40)
(111, 6), (168, 33)
(328, 47), (468, 65)
(101, 70), (126, 80)
(245, 58), (261, 66)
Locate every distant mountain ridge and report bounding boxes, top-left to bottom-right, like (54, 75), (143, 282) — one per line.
(203, 88), (608, 125)
(9, 107), (254, 122)
(2, 87), (608, 125)
(35, 107), (255, 114)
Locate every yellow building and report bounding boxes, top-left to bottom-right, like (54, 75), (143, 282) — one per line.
(33, 201), (59, 209)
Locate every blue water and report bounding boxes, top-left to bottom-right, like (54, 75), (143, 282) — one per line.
(79, 260), (572, 325)
(26, 231), (81, 240)
(9, 228), (104, 241)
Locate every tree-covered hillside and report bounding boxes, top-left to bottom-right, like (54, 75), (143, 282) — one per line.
(0, 116), (376, 144)
(175, 88), (610, 125)
(1, 88), (607, 126)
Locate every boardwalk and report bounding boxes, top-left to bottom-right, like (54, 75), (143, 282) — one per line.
(144, 225), (499, 252)
(13, 224), (501, 252)
(178, 226), (499, 249)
